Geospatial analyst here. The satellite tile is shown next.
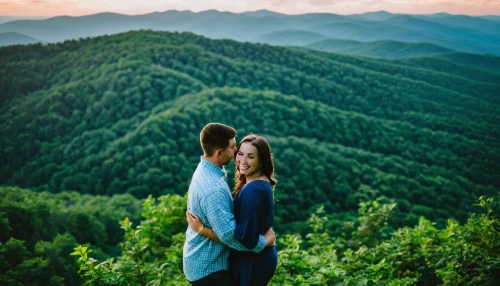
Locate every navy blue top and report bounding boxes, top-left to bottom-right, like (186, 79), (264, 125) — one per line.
(231, 180), (278, 286)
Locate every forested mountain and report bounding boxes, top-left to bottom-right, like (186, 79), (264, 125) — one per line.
(1, 30), (498, 233)
(0, 187), (143, 285)
(0, 10), (499, 56)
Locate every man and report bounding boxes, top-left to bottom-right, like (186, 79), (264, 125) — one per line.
(183, 123), (276, 285)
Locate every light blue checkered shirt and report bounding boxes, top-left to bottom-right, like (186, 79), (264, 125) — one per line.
(183, 156), (266, 281)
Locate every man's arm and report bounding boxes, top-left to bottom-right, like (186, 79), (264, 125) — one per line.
(187, 210), (276, 247)
(200, 190), (267, 253)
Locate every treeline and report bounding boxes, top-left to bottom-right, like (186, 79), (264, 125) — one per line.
(0, 187), (143, 285)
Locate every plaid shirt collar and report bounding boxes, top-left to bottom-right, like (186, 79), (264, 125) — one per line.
(200, 156), (227, 180)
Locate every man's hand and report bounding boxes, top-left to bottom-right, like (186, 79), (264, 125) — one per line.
(186, 210), (203, 233)
(264, 228), (276, 247)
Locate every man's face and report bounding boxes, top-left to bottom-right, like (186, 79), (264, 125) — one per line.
(219, 137), (237, 166)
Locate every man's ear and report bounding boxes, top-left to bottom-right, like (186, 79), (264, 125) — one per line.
(216, 149), (222, 157)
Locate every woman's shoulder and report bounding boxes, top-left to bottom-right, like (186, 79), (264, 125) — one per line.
(244, 180), (272, 194)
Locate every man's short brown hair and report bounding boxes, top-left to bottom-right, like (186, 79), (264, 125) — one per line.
(200, 123), (237, 156)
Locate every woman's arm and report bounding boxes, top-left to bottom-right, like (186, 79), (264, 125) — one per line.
(186, 210), (220, 242)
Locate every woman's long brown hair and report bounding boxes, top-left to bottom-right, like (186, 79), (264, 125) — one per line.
(232, 134), (277, 197)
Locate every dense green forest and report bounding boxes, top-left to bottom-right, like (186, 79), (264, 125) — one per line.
(0, 187), (143, 285)
(0, 30), (499, 284)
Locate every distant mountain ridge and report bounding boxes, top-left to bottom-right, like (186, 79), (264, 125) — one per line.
(0, 15), (48, 24)
(0, 10), (499, 56)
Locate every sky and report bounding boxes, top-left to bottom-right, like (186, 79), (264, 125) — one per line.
(1, 0), (499, 17)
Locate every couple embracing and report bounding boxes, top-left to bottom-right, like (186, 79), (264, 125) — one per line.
(183, 123), (278, 286)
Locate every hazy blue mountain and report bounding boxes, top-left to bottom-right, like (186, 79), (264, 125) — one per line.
(348, 10), (399, 21)
(480, 15), (500, 22)
(185, 11), (290, 41)
(241, 9), (287, 17)
(0, 10), (499, 55)
(382, 15), (500, 54)
(420, 12), (453, 19)
(0, 16), (48, 24)
(306, 39), (453, 58)
(311, 20), (435, 42)
(0, 32), (43, 46)
(0, 13), (140, 42)
(417, 15), (500, 36)
(384, 15), (500, 44)
(253, 30), (330, 46)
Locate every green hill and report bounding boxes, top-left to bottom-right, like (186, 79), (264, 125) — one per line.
(434, 52), (500, 75)
(388, 55), (500, 85)
(1, 30), (498, 234)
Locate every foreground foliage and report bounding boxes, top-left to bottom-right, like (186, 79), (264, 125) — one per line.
(72, 195), (499, 286)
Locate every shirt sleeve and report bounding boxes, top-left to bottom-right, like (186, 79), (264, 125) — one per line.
(200, 188), (266, 253)
(234, 183), (266, 249)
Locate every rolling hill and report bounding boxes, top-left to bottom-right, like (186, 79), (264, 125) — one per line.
(1, 30), (498, 234)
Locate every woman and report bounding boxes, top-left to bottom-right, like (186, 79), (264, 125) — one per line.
(186, 134), (278, 286)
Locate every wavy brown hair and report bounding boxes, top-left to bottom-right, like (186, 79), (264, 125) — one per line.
(232, 134), (277, 197)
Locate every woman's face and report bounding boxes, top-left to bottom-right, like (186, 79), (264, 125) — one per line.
(236, 142), (260, 178)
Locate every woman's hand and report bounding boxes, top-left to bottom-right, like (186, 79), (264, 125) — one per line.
(186, 210), (203, 233)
